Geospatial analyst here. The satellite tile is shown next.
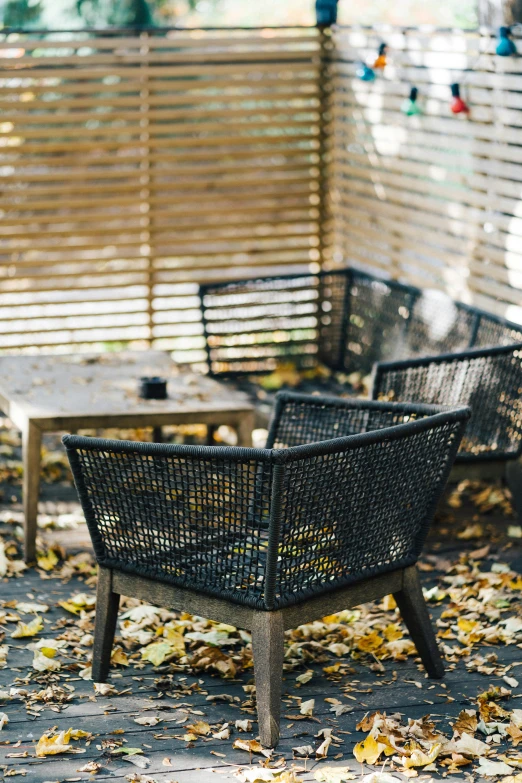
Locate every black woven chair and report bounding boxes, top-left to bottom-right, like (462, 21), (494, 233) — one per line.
(200, 268), (522, 379)
(371, 343), (522, 517)
(63, 394), (469, 747)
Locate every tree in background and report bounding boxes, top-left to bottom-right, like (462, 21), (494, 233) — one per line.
(76, 0), (153, 27)
(2, 0), (43, 27)
(0, 0), (481, 31)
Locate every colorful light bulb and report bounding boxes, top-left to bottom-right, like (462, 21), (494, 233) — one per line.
(374, 42), (388, 69)
(450, 83), (470, 115)
(496, 26), (517, 56)
(315, 0), (338, 26)
(401, 86), (422, 116)
(356, 62), (375, 81)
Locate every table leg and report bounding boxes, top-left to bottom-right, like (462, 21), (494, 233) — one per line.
(236, 412), (255, 447)
(152, 426), (163, 443)
(22, 420), (42, 564)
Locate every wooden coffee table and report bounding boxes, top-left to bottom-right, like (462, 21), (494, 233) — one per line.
(0, 351), (255, 562)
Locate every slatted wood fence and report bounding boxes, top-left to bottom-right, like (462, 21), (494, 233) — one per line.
(0, 28), (321, 360)
(328, 26), (522, 324)
(1, 25), (522, 357)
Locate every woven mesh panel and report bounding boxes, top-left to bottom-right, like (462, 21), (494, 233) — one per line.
(65, 397), (468, 609)
(72, 446), (273, 605)
(374, 348), (522, 459)
(317, 271), (348, 370)
(343, 273), (413, 376)
(406, 294), (476, 357)
(474, 315), (522, 348)
(276, 418), (463, 604)
(201, 275), (320, 375)
(268, 396), (432, 449)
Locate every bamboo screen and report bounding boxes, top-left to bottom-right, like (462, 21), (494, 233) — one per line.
(0, 28), (322, 360)
(328, 27), (522, 325)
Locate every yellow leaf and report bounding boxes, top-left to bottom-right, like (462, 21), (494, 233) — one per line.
(163, 626), (185, 657)
(140, 641), (174, 667)
(233, 738), (272, 756)
(353, 734), (386, 765)
(404, 743), (442, 769)
(322, 614), (340, 624)
(323, 663), (341, 675)
(37, 550), (59, 571)
(384, 623), (403, 642)
(186, 721), (211, 736)
(70, 730), (91, 739)
(357, 631), (384, 653)
(35, 729), (72, 757)
(33, 649), (61, 672)
(457, 618), (478, 633)
(11, 617), (43, 638)
(59, 601), (83, 615)
(381, 595), (397, 611)
(110, 647), (129, 666)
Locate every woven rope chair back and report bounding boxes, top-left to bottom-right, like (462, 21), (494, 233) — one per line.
(372, 344), (522, 460)
(64, 398), (469, 610)
(200, 268), (522, 378)
(264, 394), (468, 605)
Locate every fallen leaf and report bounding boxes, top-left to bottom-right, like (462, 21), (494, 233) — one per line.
(140, 642), (175, 667)
(478, 758), (516, 777)
(300, 698), (315, 716)
(403, 743), (442, 769)
(77, 761), (101, 774)
(315, 768), (357, 782)
(11, 617), (43, 638)
(36, 549), (59, 571)
(35, 730), (71, 757)
(353, 734), (386, 765)
(134, 716), (159, 726)
(233, 738), (272, 757)
(316, 735), (332, 758)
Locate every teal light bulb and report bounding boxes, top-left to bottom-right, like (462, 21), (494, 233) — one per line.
(496, 26), (517, 56)
(356, 62), (375, 81)
(401, 98), (422, 116)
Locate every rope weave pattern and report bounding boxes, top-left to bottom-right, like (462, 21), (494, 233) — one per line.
(373, 345), (522, 460)
(200, 268), (522, 462)
(64, 396), (469, 609)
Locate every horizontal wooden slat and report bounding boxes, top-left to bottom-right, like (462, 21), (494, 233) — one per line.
(0, 28), (322, 352)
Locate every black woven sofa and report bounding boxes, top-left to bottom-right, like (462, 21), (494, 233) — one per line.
(200, 268), (522, 379)
(64, 393), (470, 747)
(199, 268), (522, 500)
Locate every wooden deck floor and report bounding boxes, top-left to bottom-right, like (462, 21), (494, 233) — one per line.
(0, 478), (521, 783)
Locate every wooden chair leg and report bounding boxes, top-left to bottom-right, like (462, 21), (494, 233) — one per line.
(92, 566), (120, 683)
(393, 566), (444, 679)
(251, 611), (285, 748)
(505, 459), (522, 525)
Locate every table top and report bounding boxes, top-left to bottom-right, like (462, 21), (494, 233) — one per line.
(0, 351), (252, 429)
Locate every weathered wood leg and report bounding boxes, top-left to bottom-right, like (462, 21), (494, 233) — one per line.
(393, 566), (444, 679)
(206, 424), (217, 445)
(251, 611), (284, 748)
(92, 567), (120, 683)
(22, 420), (42, 564)
(236, 411), (255, 447)
(505, 459), (522, 524)
(152, 426), (163, 443)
